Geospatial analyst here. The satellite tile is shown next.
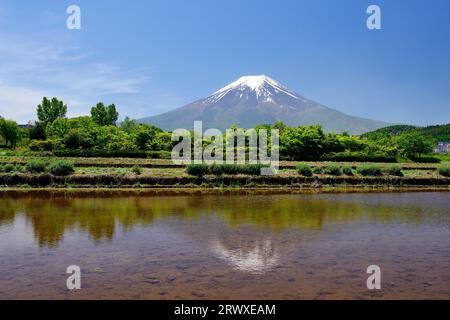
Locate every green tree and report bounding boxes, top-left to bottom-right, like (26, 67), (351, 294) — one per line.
(37, 97), (67, 125)
(120, 116), (138, 133)
(395, 131), (434, 159)
(64, 128), (95, 149)
(132, 124), (162, 150)
(91, 103), (119, 126)
(0, 118), (20, 149)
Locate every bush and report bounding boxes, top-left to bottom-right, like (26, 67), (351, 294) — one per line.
(186, 164), (210, 177)
(49, 160), (75, 176)
(297, 163), (313, 177)
(26, 159), (47, 173)
(438, 165), (450, 177)
(131, 165), (143, 175)
(385, 165), (403, 177)
(29, 139), (63, 152)
(53, 149), (148, 158)
(324, 164), (342, 176)
(409, 156), (441, 164)
(147, 151), (172, 159)
(342, 166), (354, 176)
(324, 152), (397, 163)
(356, 165), (383, 176)
(312, 167), (324, 174)
(241, 164), (267, 175)
(3, 163), (16, 173)
(187, 163), (268, 177)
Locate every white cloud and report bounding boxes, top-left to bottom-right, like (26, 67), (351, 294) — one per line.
(0, 32), (150, 123)
(0, 83), (47, 121)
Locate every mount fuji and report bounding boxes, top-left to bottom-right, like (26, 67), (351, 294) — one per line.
(138, 75), (389, 134)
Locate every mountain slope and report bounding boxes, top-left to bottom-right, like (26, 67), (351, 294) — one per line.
(139, 75), (390, 135)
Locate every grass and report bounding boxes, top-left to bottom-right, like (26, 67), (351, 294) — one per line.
(0, 155), (449, 188)
(297, 163), (313, 177)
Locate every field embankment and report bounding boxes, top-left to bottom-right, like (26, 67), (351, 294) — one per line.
(0, 156), (449, 189)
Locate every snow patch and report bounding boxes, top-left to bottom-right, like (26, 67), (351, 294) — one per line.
(205, 75), (300, 104)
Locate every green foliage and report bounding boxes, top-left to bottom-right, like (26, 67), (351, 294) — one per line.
(29, 122), (47, 140)
(54, 149), (149, 158)
(91, 103), (119, 126)
(0, 118), (20, 149)
(313, 166), (324, 174)
(385, 165), (403, 177)
(280, 125), (326, 160)
(356, 165), (383, 176)
(395, 131), (434, 159)
(132, 125), (161, 150)
(186, 164), (210, 177)
(297, 163), (313, 177)
(37, 97), (67, 125)
(64, 128), (95, 149)
(49, 160), (75, 176)
(2, 163), (16, 173)
(187, 163), (267, 177)
(437, 165), (450, 177)
(363, 125), (417, 140)
(131, 165), (143, 175)
(29, 139), (63, 152)
(324, 164), (342, 176)
(120, 117), (138, 133)
(365, 123), (450, 143)
(26, 159), (47, 173)
(324, 151), (397, 163)
(408, 156), (441, 164)
(342, 166), (354, 176)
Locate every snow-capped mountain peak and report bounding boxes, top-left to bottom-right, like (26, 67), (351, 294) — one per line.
(207, 75), (299, 103)
(139, 75), (390, 134)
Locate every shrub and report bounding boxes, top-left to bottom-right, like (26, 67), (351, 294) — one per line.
(409, 156), (441, 164)
(297, 163), (313, 177)
(242, 164), (267, 175)
(29, 139), (63, 152)
(438, 165), (450, 177)
(210, 163), (224, 176)
(342, 166), (354, 176)
(324, 164), (342, 176)
(3, 163), (16, 173)
(186, 164), (210, 177)
(131, 165), (143, 175)
(324, 152), (397, 163)
(356, 165), (383, 176)
(53, 149), (148, 158)
(49, 160), (75, 176)
(313, 167), (324, 174)
(385, 165), (403, 177)
(26, 159), (47, 173)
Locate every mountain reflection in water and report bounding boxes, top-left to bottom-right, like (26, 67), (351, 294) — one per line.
(1, 192), (450, 299)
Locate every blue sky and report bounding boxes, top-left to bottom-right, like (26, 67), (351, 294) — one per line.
(0, 0), (449, 125)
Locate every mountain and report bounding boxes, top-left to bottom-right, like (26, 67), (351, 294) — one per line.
(364, 123), (450, 141)
(138, 75), (390, 135)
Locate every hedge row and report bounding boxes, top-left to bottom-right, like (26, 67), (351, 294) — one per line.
(0, 160), (75, 176)
(323, 152), (397, 163)
(297, 163), (404, 177)
(187, 164), (270, 177)
(53, 150), (172, 159)
(1, 173), (449, 187)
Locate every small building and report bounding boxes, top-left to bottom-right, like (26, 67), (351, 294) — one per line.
(434, 141), (450, 154)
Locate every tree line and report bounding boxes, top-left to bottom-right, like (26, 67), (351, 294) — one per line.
(0, 97), (437, 162)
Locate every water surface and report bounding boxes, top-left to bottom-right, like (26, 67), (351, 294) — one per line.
(1, 192), (450, 299)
